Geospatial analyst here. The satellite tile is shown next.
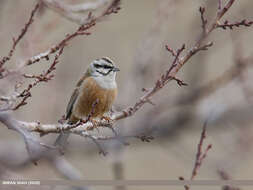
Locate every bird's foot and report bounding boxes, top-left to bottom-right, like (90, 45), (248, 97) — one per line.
(87, 119), (99, 132)
(101, 116), (112, 124)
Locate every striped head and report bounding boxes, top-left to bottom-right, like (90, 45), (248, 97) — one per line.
(87, 57), (120, 89)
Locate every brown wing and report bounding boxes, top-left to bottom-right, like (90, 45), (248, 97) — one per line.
(66, 74), (89, 120)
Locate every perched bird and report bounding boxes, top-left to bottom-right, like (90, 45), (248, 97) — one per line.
(55, 57), (119, 149)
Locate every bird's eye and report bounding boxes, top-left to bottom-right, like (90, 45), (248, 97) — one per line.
(94, 64), (102, 68)
(103, 65), (113, 69)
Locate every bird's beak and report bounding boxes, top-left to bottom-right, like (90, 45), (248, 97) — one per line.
(113, 67), (120, 72)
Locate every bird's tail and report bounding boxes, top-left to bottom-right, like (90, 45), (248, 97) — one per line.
(54, 119), (72, 153)
(54, 133), (70, 148)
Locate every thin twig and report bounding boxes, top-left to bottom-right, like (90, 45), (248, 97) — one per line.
(112, 0), (237, 122)
(13, 47), (65, 110)
(199, 7), (207, 34)
(191, 121), (212, 180)
(23, 0), (121, 67)
(218, 170), (241, 190)
(217, 19), (253, 30)
(0, 3), (40, 74)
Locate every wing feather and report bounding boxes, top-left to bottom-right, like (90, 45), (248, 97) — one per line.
(65, 88), (79, 120)
(65, 74), (89, 120)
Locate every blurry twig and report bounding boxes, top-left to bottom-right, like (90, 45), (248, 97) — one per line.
(218, 170), (241, 190)
(113, 161), (126, 190)
(41, 0), (113, 24)
(0, 143), (89, 190)
(178, 176), (189, 190)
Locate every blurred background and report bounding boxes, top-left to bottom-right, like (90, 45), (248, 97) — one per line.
(0, 0), (253, 190)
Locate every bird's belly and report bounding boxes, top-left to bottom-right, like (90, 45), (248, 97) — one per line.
(73, 77), (117, 119)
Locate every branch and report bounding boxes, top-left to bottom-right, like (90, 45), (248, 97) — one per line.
(112, 0), (236, 121)
(0, 3), (40, 76)
(176, 54), (253, 106)
(179, 121), (212, 190)
(0, 0), (120, 79)
(217, 19), (253, 30)
(0, 111), (154, 159)
(0, 111), (56, 165)
(13, 47), (65, 110)
(0, 0), (250, 159)
(199, 7), (207, 34)
(218, 170), (241, 190)
(24, 21), (94, 67)
(23, 0), (120, 67)
(191, 121), (212, 180)
(0, 0), (242, 139)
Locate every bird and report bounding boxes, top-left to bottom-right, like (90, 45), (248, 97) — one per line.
(54, 57), (119, 150)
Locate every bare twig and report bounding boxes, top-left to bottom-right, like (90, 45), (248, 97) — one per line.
(179, 122), (212, 190)
(218, 0), (222, 12)
(0, 1), (121, 80)
(21, 0), (120, 68)
(176, 54), (253, 106)
(13, 47), (65, 110)
(112, 1), (237, 121)
(25, 21), (94, 66)
(0, 3), (40, 75)
(1, 0), (251, 160)
(191, 121), (212, 180)
(0, 0), (243, 138)
(199, 7), (207, 34)
(217, 19), (253, 30)
(218, 170), (241, 190)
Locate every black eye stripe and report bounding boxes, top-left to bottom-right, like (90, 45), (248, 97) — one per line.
(103, 65), (113, 69)
(94, 63), (113, 69)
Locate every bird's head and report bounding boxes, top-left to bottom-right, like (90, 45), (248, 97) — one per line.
(86, 57), (120, 89)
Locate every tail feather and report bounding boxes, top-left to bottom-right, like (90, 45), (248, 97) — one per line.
(54, 133), (70, 154)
